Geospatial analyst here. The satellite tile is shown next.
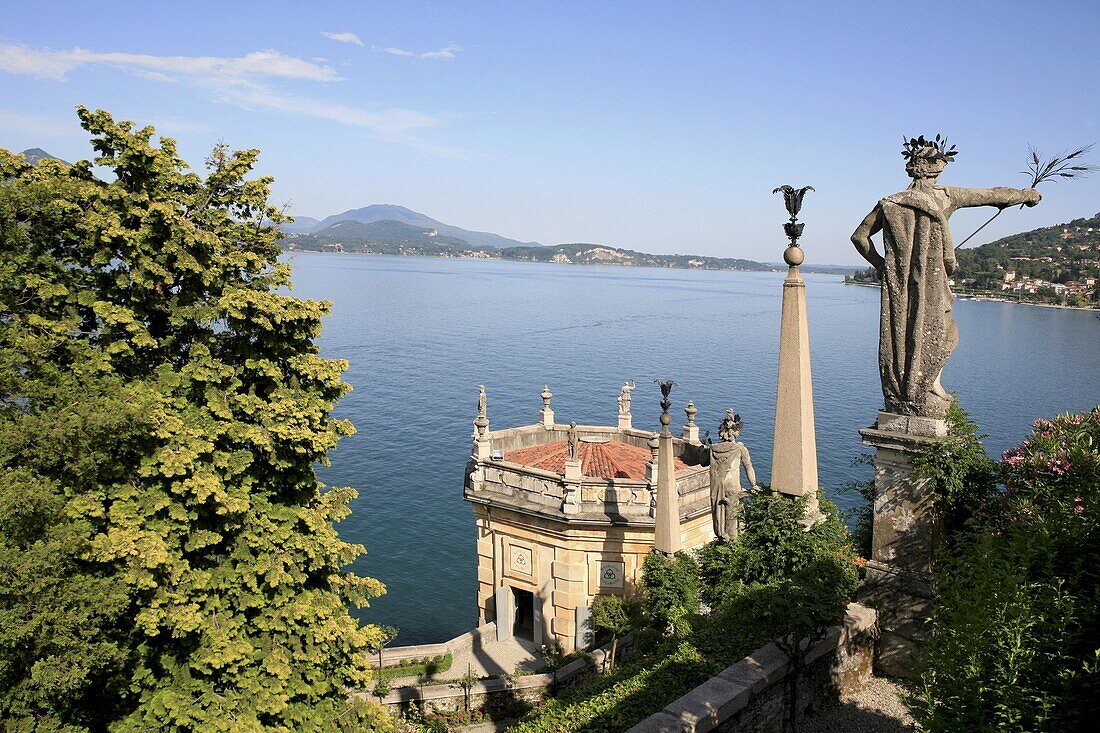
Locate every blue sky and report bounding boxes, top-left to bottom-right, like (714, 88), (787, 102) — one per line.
(2, 0), (1098, 264)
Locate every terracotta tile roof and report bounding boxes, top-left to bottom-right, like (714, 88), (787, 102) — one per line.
(503, 439), (686, 480)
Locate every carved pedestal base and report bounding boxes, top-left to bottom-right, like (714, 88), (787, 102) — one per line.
(858, 416), (943, 678)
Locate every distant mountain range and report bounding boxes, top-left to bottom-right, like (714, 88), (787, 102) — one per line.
(14, 150), (853, 273)
(284, 204), (856, 274)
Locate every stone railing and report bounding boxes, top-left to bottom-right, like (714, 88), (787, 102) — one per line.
(467, 422), (711, 522)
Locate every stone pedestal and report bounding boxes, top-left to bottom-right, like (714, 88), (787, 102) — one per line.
(858, 415), (943, 677)
(473, 439), (492, 461)
(618, 413), (632, 430)
(562, 458), (582, 514)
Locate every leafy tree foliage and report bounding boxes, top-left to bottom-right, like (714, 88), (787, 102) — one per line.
(697, 491), (858, 612)
(590, 595), (639, 670)
(0, 110), (392, 731)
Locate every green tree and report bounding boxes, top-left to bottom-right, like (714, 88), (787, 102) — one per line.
(640, 550), (699, 636)
(369, 626), (400, 671)
(0, 110), (391, 731)
(589, 595), (638, 670)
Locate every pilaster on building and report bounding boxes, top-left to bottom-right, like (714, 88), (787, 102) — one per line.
(463, 384), (715, 653)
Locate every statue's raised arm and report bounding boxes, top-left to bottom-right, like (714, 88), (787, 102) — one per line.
(852, 135), (1039, 420)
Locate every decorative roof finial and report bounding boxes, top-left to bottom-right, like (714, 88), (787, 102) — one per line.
(684, 401), (697, 427)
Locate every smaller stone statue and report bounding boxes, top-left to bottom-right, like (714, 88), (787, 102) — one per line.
(710, 409), (757, 541)
(617, 381), (635, 415)
(567, 420), (579, 460)
(477, 385), (487, 418)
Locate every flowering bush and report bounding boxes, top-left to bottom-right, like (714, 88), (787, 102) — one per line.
(914, 407), (1100, 733)
(1000, 409), (1100, 524)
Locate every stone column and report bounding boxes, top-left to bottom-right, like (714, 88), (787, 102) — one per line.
(859, 416), (944, 677)
(653, 410), (681, 554)
(770, 244), (822, 523)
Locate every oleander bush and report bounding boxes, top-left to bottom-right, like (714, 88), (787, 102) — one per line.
(914, 407), (1100, 733)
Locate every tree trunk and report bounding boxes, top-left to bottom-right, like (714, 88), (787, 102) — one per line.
(610, 635), (618, 671)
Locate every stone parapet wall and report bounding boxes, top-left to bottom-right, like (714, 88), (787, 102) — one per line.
(366, 633), (636, 713)
(627, 604), (877, 733)
(374, 623), (498, 667)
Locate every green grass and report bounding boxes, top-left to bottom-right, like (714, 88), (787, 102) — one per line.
(375, 653), (453, 682)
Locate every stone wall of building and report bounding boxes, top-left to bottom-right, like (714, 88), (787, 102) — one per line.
(471, 502), (713, 650)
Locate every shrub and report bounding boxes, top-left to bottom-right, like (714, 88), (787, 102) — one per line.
(912, 399), (998, 539)
(639, 550), (699, 635)
(914, 407), (1100, 733)
(697, 491), (858, 611)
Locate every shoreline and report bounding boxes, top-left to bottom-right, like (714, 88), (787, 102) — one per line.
(283, 247), (858, 276)
(842, 280), (1099, 312)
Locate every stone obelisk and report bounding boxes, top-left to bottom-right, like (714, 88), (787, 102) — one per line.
(769, 186), (822, 524)
(653, 381), (681, 554)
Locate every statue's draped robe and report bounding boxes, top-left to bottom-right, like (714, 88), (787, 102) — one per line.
(709, 441), (753, 540)
(876, 188), (957, 417)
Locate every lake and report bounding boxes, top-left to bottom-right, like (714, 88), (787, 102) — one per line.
(285, 252), (1100, 645)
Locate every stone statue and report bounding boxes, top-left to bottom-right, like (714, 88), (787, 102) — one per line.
(852, 136), (1040, 419)
(477, 385), (487, 418)
(567, 420), (579, 460)
(617, 380), (635, 415)
(710, 410), (757, 541)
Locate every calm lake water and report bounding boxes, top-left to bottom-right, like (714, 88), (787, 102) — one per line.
(285, 252), (1100, 645)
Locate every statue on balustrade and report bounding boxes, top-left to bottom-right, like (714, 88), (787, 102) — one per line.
(710, 409), (757, 541)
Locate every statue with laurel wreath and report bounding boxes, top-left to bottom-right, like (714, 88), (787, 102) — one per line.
(851, 136), (1041, 419)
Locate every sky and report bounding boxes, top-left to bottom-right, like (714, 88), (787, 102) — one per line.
(2, 0), (1098, 265)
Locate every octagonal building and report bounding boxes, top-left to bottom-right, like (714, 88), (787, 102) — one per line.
(463, 385), (715, 652)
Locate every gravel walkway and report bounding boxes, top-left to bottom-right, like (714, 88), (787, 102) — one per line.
(797, 676), (915, 733)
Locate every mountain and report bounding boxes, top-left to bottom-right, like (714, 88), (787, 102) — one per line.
(282, 216), (321, 233)
(309, 204), (540, 250)
(20, 148), (66, 165)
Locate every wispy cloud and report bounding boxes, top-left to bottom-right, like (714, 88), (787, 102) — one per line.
(321, 31), (365, 47)
(376, 44), (462, 61)
(0, 43), (483, 158)
(0, 44), (341, 83)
